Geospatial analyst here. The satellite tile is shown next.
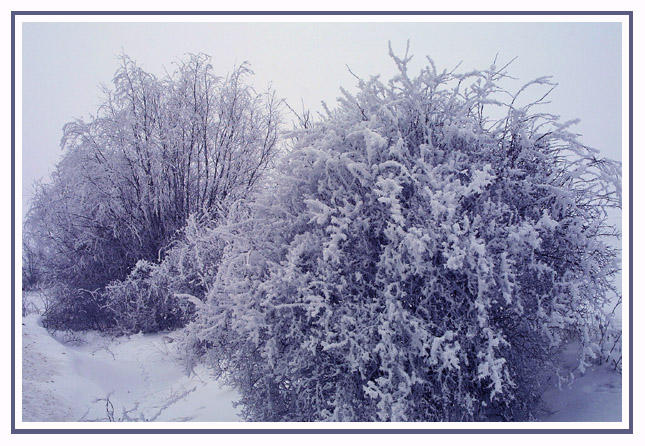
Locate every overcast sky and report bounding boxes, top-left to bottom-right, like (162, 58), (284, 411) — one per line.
(22, 21), (622, 205)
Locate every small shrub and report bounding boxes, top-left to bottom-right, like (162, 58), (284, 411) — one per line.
(42, 284), (111, 332)
(599, 301), (622, 371)
(103, 260), (194, 334)
(161, 214), (225, 303)
(21, 292), (39, 317)
(103, 215), (225, 335)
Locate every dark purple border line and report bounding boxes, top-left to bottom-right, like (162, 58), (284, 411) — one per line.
(10, 10), (634, 435)
(11, 7), (16, 437)
(628, 10), (633, 436)
(8, 10), (635, 15)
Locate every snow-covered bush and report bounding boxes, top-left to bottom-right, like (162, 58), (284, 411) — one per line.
(599, 303), (622, 371)
(22, 292), (39, 317)
(27, 53), (280, 331)
(22, 236), (46, 291)
(186, 44), (621, 421)
(103, 260), (192, 334)
(42, 284), (112, 332)
(104, 215), (224, 334)
(159, 214), (225, 303)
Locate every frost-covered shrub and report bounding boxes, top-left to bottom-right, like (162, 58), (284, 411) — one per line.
(160, 214), (225, 303)
(22, 237), (46, 291)
(27, 53), (280, 331)
(186, 44), (621, 421)
(103, 215), (225, 334)
(42, 284), (112, 332)
(103, 260), (193, 334)
(599, 303), (622, 371)
(22, 292), (39, 317)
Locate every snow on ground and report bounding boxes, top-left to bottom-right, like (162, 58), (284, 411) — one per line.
(21, 291), (622, 423)
(538, 343), (622, 422)
(539, 365), (622, 422)
(22, 292), (240, 422)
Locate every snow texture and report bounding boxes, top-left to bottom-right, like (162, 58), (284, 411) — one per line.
(22, 292), (239, 422)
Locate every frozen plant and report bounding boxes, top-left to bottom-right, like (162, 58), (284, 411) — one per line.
(103, 214), (225, 334)
(25, 53), (281, 331)
(186, 43), (621, 421)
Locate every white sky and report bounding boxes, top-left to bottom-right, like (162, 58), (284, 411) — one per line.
(22, 21), (622, 204)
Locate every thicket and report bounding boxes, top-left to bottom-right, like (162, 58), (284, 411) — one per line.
(181, 45), (621, 421)
(24, 53), (280, 331)
(24, 45), (621, 421)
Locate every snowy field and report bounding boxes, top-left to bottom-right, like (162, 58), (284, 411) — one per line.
(21, 291), (621, 423)
(22, 291), (240, 422)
